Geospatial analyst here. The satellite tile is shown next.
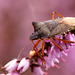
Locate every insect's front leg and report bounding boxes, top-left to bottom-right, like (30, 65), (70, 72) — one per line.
(32, 40), (46, 68)
(32, 39), (41, 49)
(32, 39), (45, 56)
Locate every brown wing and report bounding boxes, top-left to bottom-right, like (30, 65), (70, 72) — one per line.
(44, 18), (63, 31)
(49, 23), (71, 37)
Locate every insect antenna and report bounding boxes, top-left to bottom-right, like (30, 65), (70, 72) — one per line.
(17, 41), (31, 60)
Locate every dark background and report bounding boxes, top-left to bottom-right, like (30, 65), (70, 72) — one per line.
(0, 0), (75, 75)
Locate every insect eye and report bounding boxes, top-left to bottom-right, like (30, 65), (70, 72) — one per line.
(32, 22), (36, 27)
(32, 21), (35, 25)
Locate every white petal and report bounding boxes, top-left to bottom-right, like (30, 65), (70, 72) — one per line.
(4, 59), (17, 68)
(17, 58), (30, 73)
(33, 67), (44, 75)
(20, 60), (30, 73)
(51, 61), (54, 67)
(7, 72), (20, 75)
(4, 59), (19, 72)
(62, 51), (68, 56)
(54, 58), (59, 63)
(17, 58), (26, 70)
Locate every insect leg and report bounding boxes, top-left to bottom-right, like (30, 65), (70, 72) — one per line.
(54, 37), (74, 43)
(64, 43), (68, 49)
(32, 39), (41, 49)
(32, 41), (46, 68)
(52, 12), (55, 20)
(42, 40), (45, 56)
(52, 12), (64, 20)
(50, 38), (63, 51)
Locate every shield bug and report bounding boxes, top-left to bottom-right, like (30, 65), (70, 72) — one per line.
(30, 12), (75, 56)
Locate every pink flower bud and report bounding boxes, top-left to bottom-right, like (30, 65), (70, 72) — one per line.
(54, 58), (59, 63)
(7, 72), (20, 75)
(33, 66), (47, 75)
(0, 74), (6, 75)
(2, 59), (19, 72)
(17, 58), (30, 73)
(65, 32), (75, 46)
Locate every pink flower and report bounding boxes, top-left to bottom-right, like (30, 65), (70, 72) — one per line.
(17, 58), (30, 73)
(33, 66), (47, 75)
(0, 74), (6, 75)
(7, 72), (20, 75)
(65, 32), (75, 46)
(2, 59), (19, 72)
(38, 34), (72, 70)
(45, 46), (60, 69)
(38, 56), (51, 70)
(43, 33), (75, 69)
(38, 45), (60, 70)
(1, 32), (75, 75)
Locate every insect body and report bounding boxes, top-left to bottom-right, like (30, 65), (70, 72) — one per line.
(30, 17), (75, 40)
(29, 12), (75, 56)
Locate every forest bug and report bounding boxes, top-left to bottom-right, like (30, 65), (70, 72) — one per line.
(29, 12), (75, 58)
